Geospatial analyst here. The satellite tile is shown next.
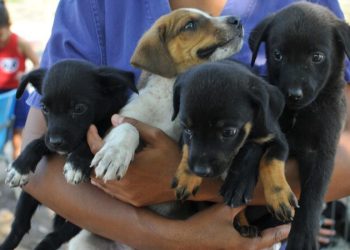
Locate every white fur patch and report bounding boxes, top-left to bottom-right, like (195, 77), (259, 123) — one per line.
(5, 165), (29, 187)
(91, 75), (182, 181)
(92, 123), (139, 181)
(63, 161), (84, 184)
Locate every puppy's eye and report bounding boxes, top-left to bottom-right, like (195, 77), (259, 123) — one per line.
(182, 20), (196, 31)
(311, 52), (325, 64)
(184, 128), (193, 139)
(41, 104), (49, 115)
(222, 127), (238, 138)
(73, 104), (87, 115)
(272, 49), (283, 62)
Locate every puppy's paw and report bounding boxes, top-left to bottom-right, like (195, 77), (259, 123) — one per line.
(92, 144), (134, 181)
(172, 169), (202, 200)
(265, 185), (298, 222)
(233, 211), (260, 238)
(220, 172), (257, 207)
(91, 123), (139, 181)
(64, 162), (87, 185)
(5, 164), (29, 187)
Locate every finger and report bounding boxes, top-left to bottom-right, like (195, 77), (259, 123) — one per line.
(318, 236), (331, 244)
(319, 228), (336, 236)
(322, 218), (335, 226)
(256, 224), (291, 249)
(87, 125), (104, 154)
(112, 114), (167, 144)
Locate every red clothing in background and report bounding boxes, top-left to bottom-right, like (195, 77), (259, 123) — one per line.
(0, 33), (25, 90)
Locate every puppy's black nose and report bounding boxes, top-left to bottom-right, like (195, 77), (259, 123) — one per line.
(49, 136), (64, 147)
(227, 16), (241, 28)
(191, 165), (213, 177)
(288, 88), (303, 102)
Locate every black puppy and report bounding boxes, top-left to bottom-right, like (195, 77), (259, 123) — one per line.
(249, 2), (348, 249)
(1, 59), (136, 250)
(171, 60), (297, 234)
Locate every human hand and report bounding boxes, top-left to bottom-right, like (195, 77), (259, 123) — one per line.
(176, 204), (291, 250)
(318, 218), (336, 246)
(88, 114), (182, 207)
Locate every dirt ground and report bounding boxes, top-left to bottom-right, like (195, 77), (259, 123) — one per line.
(0, 1), (350, 249)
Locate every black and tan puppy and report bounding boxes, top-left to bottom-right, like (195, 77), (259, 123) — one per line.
(172, 60), (298, 235)
(1, 59), (136, 250)
(249, 2), (348, 249)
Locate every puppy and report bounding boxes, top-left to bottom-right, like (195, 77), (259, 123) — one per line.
(91, 8), (243, 183)
(249, 2), (349, 249)
(1, 59), (136, 250)
(171, 60), (297, 236)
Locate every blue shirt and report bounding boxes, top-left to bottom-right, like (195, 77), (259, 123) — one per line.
(27, 0), (349, 108)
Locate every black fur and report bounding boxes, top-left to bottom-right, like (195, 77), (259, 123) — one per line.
(173, 60), (288, 207)
(0, 59), (136, 250)
(249, 2), (348, 249)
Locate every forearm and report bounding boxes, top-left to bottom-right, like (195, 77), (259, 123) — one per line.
(23, 156), (183, 249)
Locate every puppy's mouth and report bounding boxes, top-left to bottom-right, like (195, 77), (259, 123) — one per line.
(197, 37), (237, 59)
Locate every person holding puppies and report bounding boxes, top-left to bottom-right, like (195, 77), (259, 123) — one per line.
(21, 0), (350, 249)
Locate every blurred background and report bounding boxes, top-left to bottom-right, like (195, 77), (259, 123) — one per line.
(0, 0), (349, 250)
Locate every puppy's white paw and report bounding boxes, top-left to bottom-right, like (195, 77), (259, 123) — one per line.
(5, 165), (29, 187)
(64, 162), (84, 185)
(91, 123), (139, 181)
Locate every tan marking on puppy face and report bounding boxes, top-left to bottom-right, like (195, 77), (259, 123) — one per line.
(253, 134), (275, 144)
(131, 8), (243, 78)
(232, 122), (253, 156)
(259, 157), (298, 222)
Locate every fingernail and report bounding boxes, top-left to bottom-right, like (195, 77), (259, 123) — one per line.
(112, 114), (124, 125)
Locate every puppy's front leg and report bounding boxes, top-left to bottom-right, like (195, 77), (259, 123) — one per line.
(91, 123), (139, 181)
(64, 140), (94, 184)
(172, 144), (203, 200)
(259, 137), (298, 222)
(286, 152), (334, 250)
(220, 142), (262, 207)
(6, 136), (51, 187)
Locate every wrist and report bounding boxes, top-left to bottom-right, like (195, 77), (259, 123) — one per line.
(134, 208), (186, 249)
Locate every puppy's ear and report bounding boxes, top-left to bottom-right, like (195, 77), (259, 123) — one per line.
(248, 79), (284, 131)
(172, 75), (183, 121)
(17, 68), (47, 98)
(248, 15), (274, 67)
(131, 24), (177, 78)
(96, 67), (138, 94)
(335, 21), (350, 59)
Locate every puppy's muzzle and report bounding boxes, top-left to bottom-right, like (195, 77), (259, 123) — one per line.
(190, 164), (214, 177)
(287, 88), (303, 103)
(226, 16), (242, 30)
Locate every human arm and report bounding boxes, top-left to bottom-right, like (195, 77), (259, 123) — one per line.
(18, 37), (39, 68)
(21, 108), (290, 250)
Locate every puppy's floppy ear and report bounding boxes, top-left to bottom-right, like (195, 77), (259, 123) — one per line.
(96, 67), (138, 94)
(131, 24), (177, 78)
(334, 20), (350, 59)
(172, 75), (183, 121)
(17, 68), (47, 99)
(248, 78), (285, 131)
(248, 15), (274, 67)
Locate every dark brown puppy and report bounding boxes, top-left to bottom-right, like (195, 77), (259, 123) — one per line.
(249, 2), (349, 249)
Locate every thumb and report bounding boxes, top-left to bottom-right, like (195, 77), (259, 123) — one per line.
(256, 224), (291, 249)
(111, 114), (167, 144)
(87, 125), (104, 154)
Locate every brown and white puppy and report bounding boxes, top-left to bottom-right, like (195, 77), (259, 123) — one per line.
(90, 8), (243, 184)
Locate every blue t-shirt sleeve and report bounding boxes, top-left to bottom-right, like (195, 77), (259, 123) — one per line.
(27, 0), (105, 108)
